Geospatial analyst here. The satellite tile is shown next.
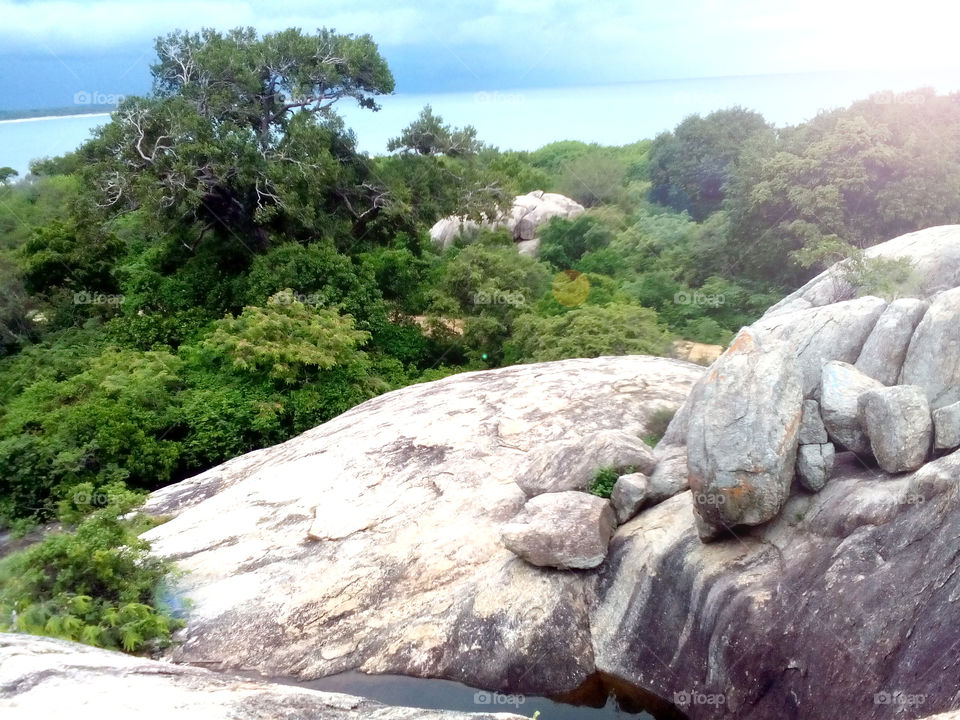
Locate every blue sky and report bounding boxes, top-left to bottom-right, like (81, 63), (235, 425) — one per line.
(2, 0), (959, 110)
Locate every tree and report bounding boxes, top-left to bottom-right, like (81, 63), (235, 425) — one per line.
(387, 105), (482, 156)
(84, 27), (395, 245)
(0, 167), (18, 184)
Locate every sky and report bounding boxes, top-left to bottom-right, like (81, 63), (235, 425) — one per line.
(2, 0), (960, 111)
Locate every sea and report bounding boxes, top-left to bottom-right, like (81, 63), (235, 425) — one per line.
(2, 69), (960, 177)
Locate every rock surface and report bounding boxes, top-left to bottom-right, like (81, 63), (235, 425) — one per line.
(515, 429), (657, 496)
(820, 361), (884, 455)
(796, 442), (835, 491)
(0, 634), (522, 720)
(933, 400), (960, 451)
(501, 491), (616, 569)
(858, 385), (933, 473)
(429, 190), (584, 251)
(855, 298), (929, 385)
(686, 329), (803, 536)
(141, 356), (702, 695)
(610, 472), (649, 524)
(798, 399), (828, 444)
(900, 287), (960, 408)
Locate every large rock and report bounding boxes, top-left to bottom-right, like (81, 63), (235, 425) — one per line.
(765, 224), (960, 315)
(858, 385), (933, 473)
(609, 472), (649, 524)
(514, 429), (657, 496)
(820, 361), (884, 455)
(900, 287), (960, 408)
(429, 190), (584, 251)
(798, 399), (828, 444)
(686, 329), (803, 537)
(501, 491), (616, 569)
(932, 400), (960, 451)
(855, 297), (929, 385)
(0, 634), (522, 720)
(140, 356), (701, 694)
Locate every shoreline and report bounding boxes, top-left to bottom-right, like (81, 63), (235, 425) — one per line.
(0, 112), (111, 125)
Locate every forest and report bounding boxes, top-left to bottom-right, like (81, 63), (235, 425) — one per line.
(2, 27), (959, 650)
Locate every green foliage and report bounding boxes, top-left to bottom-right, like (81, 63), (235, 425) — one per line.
(508, 304), (671, 363)
(539, 214), (615, 269)
(0, 507), (183, 653)
(387, 105), (482, 156)
(589, 467), (626, 499)
(643, 408), (677, 447)
(0, 167), (18, 184)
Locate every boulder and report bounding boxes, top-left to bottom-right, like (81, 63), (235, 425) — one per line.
(753, 296), (887, 397)
(858, 385), (933, 473)
(900, 287), (960, 408)
(501, 491), (616, 569)
(686, 329), (803, 537)
(429, 191), (584, 251)
(610, 473), (649, 524)
(140, 355), (701, 693)
(515, 429), (657, 496)
(796, 442), (835, 491)
(932, 400), (960, 451)
(0, 634), (522, 720)
(820, 361), (884, 455)
(798, 399), (828, 444)
(855, 298), (929, 385)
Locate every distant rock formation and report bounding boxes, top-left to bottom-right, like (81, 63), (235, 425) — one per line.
(429, 190), (585, 254)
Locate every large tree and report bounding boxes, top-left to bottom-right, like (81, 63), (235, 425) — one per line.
(84, 27), (394, 246)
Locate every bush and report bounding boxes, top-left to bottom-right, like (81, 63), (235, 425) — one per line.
(0, 506), (183, 653)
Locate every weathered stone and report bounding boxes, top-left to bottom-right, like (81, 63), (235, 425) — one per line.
(501, 491), (616, 569)
(796, 442), (835, 491)
(753, 296), (887, 397)
(686, 329), (803, 537)
(798, 399), (828, 444)
(765, 224), (960, 315)
(140, 355), (701, 693)
(610, 473), (649, 524)
(515, 429), (657, 496)
(820, 361), (884, 455)
(646, 443), (690, 505)
(429, 190), (584, 251)
(858, 385), (933, 473)
(900, 287), (960, 408)
(932, 400), (960, 451)
(0, 634), (522, 720)
(855, 297), (928, 385)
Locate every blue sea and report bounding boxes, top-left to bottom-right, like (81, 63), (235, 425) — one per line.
(2, 69), (959, 177)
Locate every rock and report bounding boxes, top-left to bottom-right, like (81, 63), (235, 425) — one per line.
(753, 296), (887, 397)
(798, 399), (828, 444)
(796, 442), (835, 491)
(501, 491), (616, 569)
(646, 443), (691, 505)
(820, 361), (884, 455)
(855, 298), (928, 385)
(671, 339), (724, 366)
(610, 473), (649, 524)
(858, 385), (933, 473)
(429, 190), (584, 251)
(140, 355), (702, 693)
(686, 329), (803, 537)
(0, 634), (522, 720)
(592, 450), (960, 720)
(765, 224), (960, 315)
(900, 287), (960, 408)
(932, 400), (960, 451)
(515, 429), (657, 496)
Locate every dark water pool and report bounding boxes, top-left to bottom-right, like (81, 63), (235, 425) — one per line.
(286, 671), (686, 720)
